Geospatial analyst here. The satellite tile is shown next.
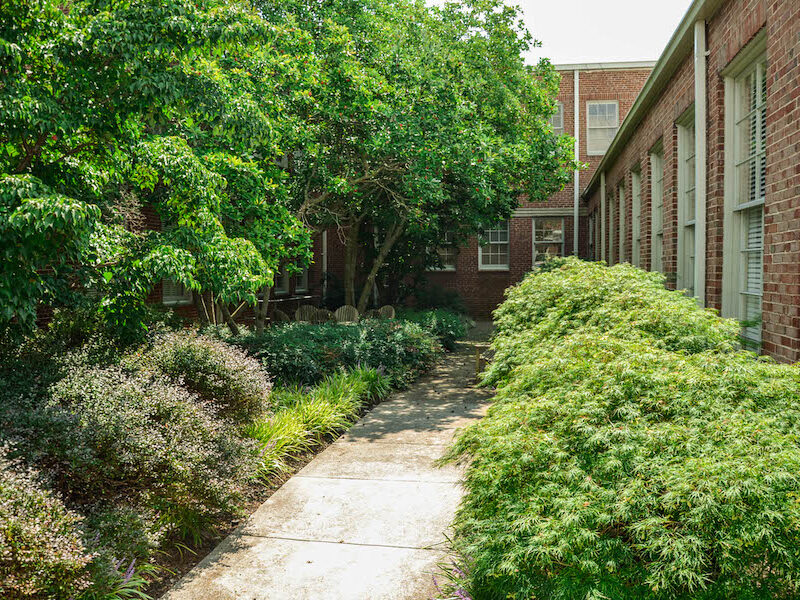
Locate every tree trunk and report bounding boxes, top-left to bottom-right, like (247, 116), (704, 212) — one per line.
(219, 303), (240, 337)
(343, 218), (364, 306)
(356, 220), (406, 313)
(254, 285), (271, 335)
(192, 291), (209, 327)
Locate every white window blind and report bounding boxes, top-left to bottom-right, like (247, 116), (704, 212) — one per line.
(631, 170), (642, 267)
(479, 221), (509, 270)
(650, 149), (664, 272)
(678, 118), (697, 297)
(587, 101), (619, 155)
(550, 102), (565, 136)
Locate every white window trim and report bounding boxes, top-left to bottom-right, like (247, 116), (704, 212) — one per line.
(550, 102), (565, 136)
(631, 169), (642, 267)
(650, 146), (665, 272)
(429, 232), (457, 272)
(478, 221), (510, 271)
(609, 190), (617, 264)
(677, 109), (697, 296)
(586, 100), (620, 156)
(532, 217), (565, 266)
(722, 32), (767, 345)
(618, 182), (626, 263)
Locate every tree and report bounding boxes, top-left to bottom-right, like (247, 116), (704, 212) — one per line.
(0, 0), (313, 334)
(262, 0), (576, 312)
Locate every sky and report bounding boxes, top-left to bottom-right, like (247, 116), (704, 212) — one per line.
(431, 0), (695, 65)
(521, 0), (694, 65)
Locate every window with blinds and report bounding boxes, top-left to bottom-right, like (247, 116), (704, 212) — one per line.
(650, 147), (664, 272)
(162, 280), (193, 306)
(618, 183), (626, 263)
(550, 102), (565, 136)
(533, 218), (564, 264)
(631, 169), (642, 267)
(733, 58), (767, 343)
(678, 114), (697, 297)
(431, 231), (457, 271)
(609, 191), (617, 264)
(587, 101), (619, 155)
(479, 221), (510, 270)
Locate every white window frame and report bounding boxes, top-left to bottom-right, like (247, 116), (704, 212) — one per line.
(722, 32), (767, 345)
(162, 280), (193, 306)
(677, 109), (697, 297)
(429, 231), (457, 272)
(609, 190), (617, 264)
(550, 102), (565, 136)
(650, 145), (665, 272)
(631, 168), (642, 267)
(618, 182), (626, 263)
(478, 220), (510, 271)
(532, 217), (565, 265)
(587, 100), (620, 156)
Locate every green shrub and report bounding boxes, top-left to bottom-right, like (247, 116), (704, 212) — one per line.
(446, 259), (800, 600)
(485, 258), (739, 385)
(396, 308), (471, 351)
(233, 319), (440, 386)
(125, 329), (271, 423)
(0, 455), (91, 600)
(246, 368), (391, 479)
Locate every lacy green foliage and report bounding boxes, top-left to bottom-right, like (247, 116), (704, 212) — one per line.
(246, 367), (391, 479)
(125, 329), (271, 424)
(396, 308), (471, 351)
(0, 456), (91, 600)
(446, 260), (800, 600)
(233, 319), (441, 386)
(484, 258), (739, 385)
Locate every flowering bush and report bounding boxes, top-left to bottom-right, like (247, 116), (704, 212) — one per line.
(445, 260), (800, 600)
(0, 455), (91, 600)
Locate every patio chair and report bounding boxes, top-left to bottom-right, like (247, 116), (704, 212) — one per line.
(272, 309), (290, 323)
(294, 304), (317, 322)
(313, 308), (335, 324)
(377, 305), (396, 319)
(334, 305), (359, 323)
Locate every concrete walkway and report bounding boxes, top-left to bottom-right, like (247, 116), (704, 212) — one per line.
(162, 332), (492, 600)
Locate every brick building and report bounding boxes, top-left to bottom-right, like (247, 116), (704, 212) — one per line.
(583, 0), (800, 363)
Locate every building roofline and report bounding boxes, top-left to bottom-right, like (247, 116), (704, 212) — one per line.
(554, 60), (657, 72)
(581, 0), (727, 200)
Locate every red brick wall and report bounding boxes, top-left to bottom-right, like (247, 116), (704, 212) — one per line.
(585, 0), (800, 363)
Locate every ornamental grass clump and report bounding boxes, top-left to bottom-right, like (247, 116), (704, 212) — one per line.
(446, 260), (800, 600)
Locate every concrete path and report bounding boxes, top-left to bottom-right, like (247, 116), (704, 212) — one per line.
(162, 332), (492, 600)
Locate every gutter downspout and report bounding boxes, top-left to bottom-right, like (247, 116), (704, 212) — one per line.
(600, 172), (606, 262)
(694, 20), (708, 305)
(573, 70), (580, 255)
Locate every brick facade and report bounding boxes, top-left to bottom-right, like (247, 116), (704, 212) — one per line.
(583, 0), (800, 363)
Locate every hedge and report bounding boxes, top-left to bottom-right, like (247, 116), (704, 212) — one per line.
(445, 258), (800, 600)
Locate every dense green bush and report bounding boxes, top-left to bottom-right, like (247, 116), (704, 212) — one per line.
(247, 367), (391, 479)
(0, 456), (91, 600)
(125, 329), (271, 423)
(484, 258), (739, 385)
(446, 259), (800, 600)
(396, 308), (471, 351)
(233, 319), (441, 386)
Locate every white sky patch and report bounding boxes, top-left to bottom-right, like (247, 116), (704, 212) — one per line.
(428, 0), (694, 65)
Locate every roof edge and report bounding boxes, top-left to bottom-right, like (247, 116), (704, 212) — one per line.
(554, 61), (657, 72)
(581, 0), (727, 199)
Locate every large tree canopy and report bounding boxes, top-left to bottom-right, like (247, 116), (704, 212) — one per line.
(1, 0), (574, 330)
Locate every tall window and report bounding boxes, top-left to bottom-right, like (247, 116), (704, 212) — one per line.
(162, 280), (192, 306)
(588, 214), (595, 260)
(479, 221), (509, 270)
(550, 102), (565, 136)
(587, 101), (619, 155)
(618, 183), (626, 263)
(725, 49), (767, 344)
(650, 147), (664, 272)
(678, 113), (697, 297)
(295, 266), (309, 293)
(533, 218), (564, 264)
(609, 191), (617, 264)
(433, 231), (457, 271)
(274, 266), (289, 295)
(631, 169), (642, 267)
